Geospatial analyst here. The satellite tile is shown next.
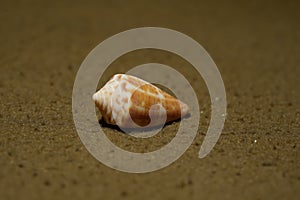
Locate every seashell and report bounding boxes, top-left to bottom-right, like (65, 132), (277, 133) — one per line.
(92, 74), (189, 129)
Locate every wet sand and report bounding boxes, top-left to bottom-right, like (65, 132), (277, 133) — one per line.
(0, 0), (299, 199)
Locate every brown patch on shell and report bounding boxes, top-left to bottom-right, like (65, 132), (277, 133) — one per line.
(129, 84), (184, 126)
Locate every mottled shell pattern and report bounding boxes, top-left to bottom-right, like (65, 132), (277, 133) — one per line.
(92, 74), (189, 128)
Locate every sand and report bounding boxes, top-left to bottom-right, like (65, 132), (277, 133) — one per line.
(0, 0), (299, 199)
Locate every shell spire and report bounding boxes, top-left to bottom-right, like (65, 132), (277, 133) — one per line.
(93, 74), (189, 129)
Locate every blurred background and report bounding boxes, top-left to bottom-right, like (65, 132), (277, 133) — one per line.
(0, 0), (299, 199)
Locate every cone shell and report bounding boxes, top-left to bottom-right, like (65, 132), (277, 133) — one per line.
(93, 74), (189, 129)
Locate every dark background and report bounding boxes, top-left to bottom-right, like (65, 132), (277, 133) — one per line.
(0, 0), (299, 199)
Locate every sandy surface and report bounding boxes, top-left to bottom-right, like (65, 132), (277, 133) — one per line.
(0, 0), (299, 199)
